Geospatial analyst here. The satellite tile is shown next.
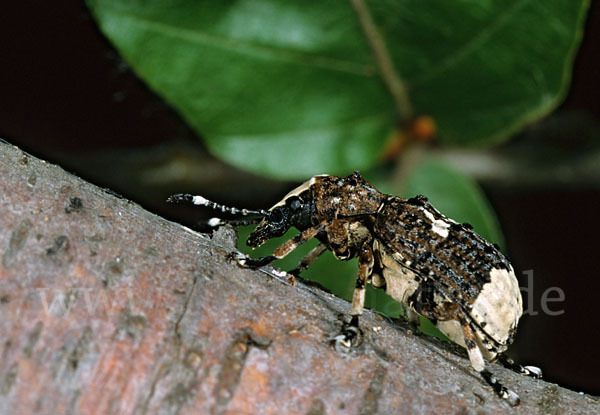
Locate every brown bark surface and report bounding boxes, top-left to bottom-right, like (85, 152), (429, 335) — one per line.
(0, 140), (598, 415)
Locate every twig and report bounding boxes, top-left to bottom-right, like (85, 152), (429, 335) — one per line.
(349, 0), (414, 121)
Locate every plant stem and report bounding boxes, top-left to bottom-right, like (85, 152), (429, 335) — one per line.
(349, 0), (414, 121)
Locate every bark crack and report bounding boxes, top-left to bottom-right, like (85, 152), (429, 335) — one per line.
(174, 273), (200, 344)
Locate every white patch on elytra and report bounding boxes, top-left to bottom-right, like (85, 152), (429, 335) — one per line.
(270, 175), (326, 209)
(470, 266), (522, 357)
(422, 209), (450, 238)
(375, 241), (420, 305)
(435, 267), (523, 362)
(436, 320), (466, 348)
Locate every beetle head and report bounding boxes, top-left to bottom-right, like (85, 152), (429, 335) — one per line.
(247, 189), (314, 248)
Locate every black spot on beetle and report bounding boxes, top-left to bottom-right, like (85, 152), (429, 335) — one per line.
(462, 222), (473, 230)
(483, 244), (495, 254)
(450, 223), (462, 231)
(406, 195), (428, 206)
(465, 338), (477, 349)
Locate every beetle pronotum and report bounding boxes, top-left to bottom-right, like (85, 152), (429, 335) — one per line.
(168, 171), (541, 405)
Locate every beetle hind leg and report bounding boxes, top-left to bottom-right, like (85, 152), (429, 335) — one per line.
(497, 354), (543, 378)
(457, 314), (520, 406)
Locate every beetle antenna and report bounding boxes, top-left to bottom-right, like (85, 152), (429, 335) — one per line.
(206, 217), (263, 227)
(167, 193), (268, 216)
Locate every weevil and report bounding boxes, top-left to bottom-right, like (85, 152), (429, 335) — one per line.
(168, 171), (541, 405)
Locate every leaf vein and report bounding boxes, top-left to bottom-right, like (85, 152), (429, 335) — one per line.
(110, 9), (376, 77)
(409, 0), (532, 87)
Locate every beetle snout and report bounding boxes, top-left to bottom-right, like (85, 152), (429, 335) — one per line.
(247, 228), (268, 248)
(247, 219), (288, 248)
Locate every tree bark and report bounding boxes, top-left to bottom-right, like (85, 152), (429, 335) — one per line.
(0, 140), (597, 415)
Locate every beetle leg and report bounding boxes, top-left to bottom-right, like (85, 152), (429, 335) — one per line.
(405, 309), (421, 325)
(457, 313), (521, 406)
(286, 243), (328, 285)
(325, 218), (350, 259)
(334, 243), (374, 348)
(497, 354), (543, 378)
(350, 243), (375, 316)
(240, 222), (327, 268)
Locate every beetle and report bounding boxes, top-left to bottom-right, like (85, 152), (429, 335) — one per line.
(168, 171), (541, 405)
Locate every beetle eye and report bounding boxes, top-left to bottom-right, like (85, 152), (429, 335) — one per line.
(289, 197), (302, 211)
(269, 208), (285, 224)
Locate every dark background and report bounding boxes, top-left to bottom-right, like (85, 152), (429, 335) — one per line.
(1, 1), (599, 395)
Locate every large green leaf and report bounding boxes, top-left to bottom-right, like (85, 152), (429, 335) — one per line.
(88, 0), (588, 179)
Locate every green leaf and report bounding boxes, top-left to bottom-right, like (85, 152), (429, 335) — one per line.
(400, 157), (504, 248)
(87, 0), (588, 178)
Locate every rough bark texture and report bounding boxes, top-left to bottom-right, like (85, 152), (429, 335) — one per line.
(0, 140), (598, 415)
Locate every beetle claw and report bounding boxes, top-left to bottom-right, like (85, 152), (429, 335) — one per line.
(502, 388), (521, 407)
(237, 255), (277, 268)
(332, 328), (361, 352)
(523, 365), (543, 378)
(226, 251), (248, 265)
(332, 316), (363, 351)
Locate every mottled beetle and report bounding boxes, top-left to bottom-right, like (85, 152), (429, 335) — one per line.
(168, 171), (541, 405)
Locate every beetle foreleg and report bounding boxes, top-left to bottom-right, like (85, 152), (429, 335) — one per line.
(240, 222), (326, 268)
(272, 222), (326, 258)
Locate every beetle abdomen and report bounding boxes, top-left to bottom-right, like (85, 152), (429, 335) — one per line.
(468, 266), (522, 353)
